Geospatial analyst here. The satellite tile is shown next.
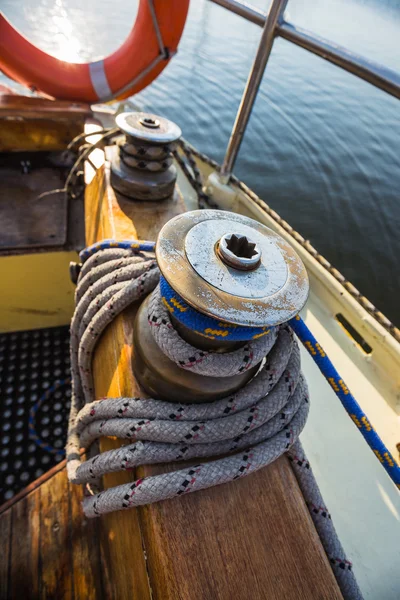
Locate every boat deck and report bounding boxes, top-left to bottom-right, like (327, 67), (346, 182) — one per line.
(0, 100), (399, 598)
(198, 163), (400, 599)
(0, 450), (343, 600)
(0, 326), (70, 504)
(0, 145), (344, 600)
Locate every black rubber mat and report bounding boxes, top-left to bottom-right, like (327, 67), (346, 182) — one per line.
(0, 326), (71, 504)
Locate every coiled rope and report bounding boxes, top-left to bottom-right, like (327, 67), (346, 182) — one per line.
(160, 273), (400, 487)
(66, 240), (364, 599)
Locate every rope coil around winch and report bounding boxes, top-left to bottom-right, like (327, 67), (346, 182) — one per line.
(67, 247), (309, 508)
(66, 240), (363, 600)
(148, 286), (278, 376)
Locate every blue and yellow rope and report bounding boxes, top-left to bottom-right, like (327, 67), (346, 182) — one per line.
(160, 276), (274, 342)
(289, 315), (400, 488)
(71, 239), (400, 488)
(79, 239), (156, 262)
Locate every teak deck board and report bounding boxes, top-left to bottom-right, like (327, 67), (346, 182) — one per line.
(85, 160), (342, 599)
(0, 468), (110, 600)
(0, 155), (343, 599)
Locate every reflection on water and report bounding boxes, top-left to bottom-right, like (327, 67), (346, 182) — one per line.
(47, 0), (81, 62)
(1, 0), (400, 324)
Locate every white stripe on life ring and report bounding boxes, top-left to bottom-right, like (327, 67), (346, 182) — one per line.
(89, 60), (112, 101)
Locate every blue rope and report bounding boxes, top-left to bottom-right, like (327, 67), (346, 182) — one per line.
(160, 276), (275, 341)
(79, 239), (156, 262)
(289, 315), (400, 488)
(75, 238), (400, 488)
(29, 379), (70, 457)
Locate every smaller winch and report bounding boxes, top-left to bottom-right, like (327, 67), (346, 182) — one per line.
(111, 111), (182, 201)
(133, 210), (309, 403)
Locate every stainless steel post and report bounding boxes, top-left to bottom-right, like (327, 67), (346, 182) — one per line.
(220, 0), (288, 179)
(208, 0), (266, 27)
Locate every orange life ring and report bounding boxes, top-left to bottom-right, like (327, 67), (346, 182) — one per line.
(0, 0), (189, 103)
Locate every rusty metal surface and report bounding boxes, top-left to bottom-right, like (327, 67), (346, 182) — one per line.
(116, 111), (181, 144)
(111, 111), (181, 200)
(110, 145), (177, 201)
(185, 218), (288, 298)
(157, 210), (309, 327)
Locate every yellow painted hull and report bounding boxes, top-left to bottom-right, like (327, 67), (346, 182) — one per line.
(0, 250), (77, 332)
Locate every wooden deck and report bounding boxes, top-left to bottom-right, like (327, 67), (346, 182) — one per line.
(0, 453), (342, 600)
(0, 144), (343, 599)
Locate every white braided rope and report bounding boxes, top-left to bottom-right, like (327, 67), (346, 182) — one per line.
(288, 441), (360, 598)
(66, 248), (362, 600)
(148, 286), (277, 376)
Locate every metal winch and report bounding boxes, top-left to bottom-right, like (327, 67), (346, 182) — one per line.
(133, 210), (309, 403)
(111, 111), (182, 201)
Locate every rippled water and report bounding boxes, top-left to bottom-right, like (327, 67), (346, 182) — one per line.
(2, 0), (400, 324)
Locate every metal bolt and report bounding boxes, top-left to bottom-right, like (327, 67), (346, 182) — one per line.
(139, 116), (160, 129)
(69, 261), (82, 285)
(217, 233), (261, 271)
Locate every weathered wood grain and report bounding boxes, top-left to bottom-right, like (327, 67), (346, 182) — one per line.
(69, 481), (106, 600)
(1, 465), (107, 600)
(85, 157), (342, 599)
(8, 488), (40, 599)
(0, 508), (11, 600)
(139, 458), (341, 600)
(0, 94), (90, 117)
(39, 463), (73, 599)
(84, 159), (186, 600)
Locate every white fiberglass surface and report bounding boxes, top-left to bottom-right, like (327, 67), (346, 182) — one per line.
(300, 295), (400, 600)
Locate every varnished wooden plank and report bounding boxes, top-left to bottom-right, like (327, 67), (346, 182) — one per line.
(0, 119), (83, 153)
(91, 312), (152, 600)
(0, 463), (109, 600)
(84, 161), (186, 600)
(9, 492), (40, 599)
(85, 156), (342, 599)
(85, 166), (152, 600)
(0, 94), (90, 118)
(0, 461), (67, 516)
(0, 508), (11, 600)
(39, 467), (73, 599)
(0, 144), (343, 599)
(0, 453), (85, 517)
(69, 481), (106, 600)
(139, 458), (341, 600)
(84, 157), (186, 599)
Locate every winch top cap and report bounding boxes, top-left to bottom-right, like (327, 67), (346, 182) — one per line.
(156, 210), (309, 327)
(116, 112), (182, 144)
